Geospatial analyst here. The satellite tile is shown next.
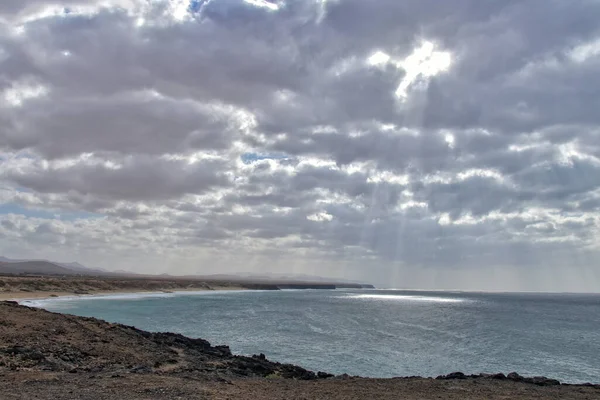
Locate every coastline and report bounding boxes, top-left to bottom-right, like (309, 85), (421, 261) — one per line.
(1, 300), (598, 400)
(0, 275), (371, 304)
(0, 286), (247, 302)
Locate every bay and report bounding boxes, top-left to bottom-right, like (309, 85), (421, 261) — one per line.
(26, 289), (600, 384)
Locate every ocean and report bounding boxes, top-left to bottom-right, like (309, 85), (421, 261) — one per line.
(24, 289), (600, 384)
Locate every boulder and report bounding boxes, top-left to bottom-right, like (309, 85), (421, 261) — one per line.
(436, 372), (467, 380)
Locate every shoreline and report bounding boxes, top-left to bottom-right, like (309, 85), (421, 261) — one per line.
(5, 293), (598, 387)
(1, 300), (598, 399)
(0, 275), (372, 304)
(0, 286), (247, 302)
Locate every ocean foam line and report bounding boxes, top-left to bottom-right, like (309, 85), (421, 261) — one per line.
(346, 294), (464, 303)
(18, 289), (251, 308)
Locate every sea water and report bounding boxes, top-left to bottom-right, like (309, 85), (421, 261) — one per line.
(24, 289), (600, 384)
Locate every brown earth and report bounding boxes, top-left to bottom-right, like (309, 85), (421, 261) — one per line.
(0, 275), (268, 300)
(0, 275), (369, 301)
(1, 301), (599, 399)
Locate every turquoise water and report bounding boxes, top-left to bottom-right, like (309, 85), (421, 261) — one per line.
(26, 289), (600, 384)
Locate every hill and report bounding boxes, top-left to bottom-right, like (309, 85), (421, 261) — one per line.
(0, 258), (107, 275)
(0, 257), (375, 288)
(0, 261), (80, 276)
(55, 262), (108, 275)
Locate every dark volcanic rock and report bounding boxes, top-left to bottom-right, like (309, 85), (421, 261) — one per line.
(229, 355), (317, 380)
(148, 331), (233, 357)
(525, 376), (561, 386)
(507, 372), (524, 381)
(436, 372), (467, 380)
(277, 363), (317, 380)
(317, 371), (335, 379)
(436, 371), (564, 387)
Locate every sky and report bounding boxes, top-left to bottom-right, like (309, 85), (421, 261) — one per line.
(1, 0), (600, 292)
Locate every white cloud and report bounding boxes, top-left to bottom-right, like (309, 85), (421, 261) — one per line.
(569, 37), (600, 63)
(307, 211), (334, 222)
(367, 51), (390, 66)
(244, 0), (280, 11)
(2, 79), (49, 107)
(395, 41), (452, 100)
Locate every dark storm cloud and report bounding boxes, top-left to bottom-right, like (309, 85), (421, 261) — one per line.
(2, 155), (229, 201)
(1, 92), (240, 158)
(1, 0), (600, 290)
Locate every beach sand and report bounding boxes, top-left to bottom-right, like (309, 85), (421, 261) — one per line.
(0, 287), (245, 301)
(0, 275), (252, 302)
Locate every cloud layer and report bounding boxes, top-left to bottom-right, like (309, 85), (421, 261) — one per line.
(2, 0), (600, 291)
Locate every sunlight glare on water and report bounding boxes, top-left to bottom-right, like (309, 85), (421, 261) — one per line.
(346, 294), (465, 303)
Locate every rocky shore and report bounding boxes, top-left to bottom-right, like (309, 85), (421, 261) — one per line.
(1, 301), (598, 399)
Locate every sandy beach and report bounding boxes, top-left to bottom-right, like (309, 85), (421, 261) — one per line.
(0, 274), (372, 304)
(0, 287), (247, 302)
(0, 275), (266, 303)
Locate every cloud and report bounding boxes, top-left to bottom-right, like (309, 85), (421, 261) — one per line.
(1, 154), (230, 201)
(2, 90), (247, 157)
(1, 0), (600, 291)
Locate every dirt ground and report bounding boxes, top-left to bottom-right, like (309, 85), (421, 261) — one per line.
(1, 372), (599, 400)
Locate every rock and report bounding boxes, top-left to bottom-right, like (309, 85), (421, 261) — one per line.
(507, 372), (524, 381)
(491, 373), (506, 380)
(130, 365), (152, 374)
(526, 376), (561, 386)
(317, 371), (335, 379)
(277, 364), (317, 380)
(436, 372), (467, 380)
(2, 346), (46, 362)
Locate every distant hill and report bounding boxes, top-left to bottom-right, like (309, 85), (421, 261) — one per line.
(0, 257), (108, 276)
(0, 256), (375, 288)
(0, 261), (79, 276)
(55, 261), (108, 275)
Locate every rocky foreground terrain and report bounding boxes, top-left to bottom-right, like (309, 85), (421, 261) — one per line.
(1, 301), (599, 399)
